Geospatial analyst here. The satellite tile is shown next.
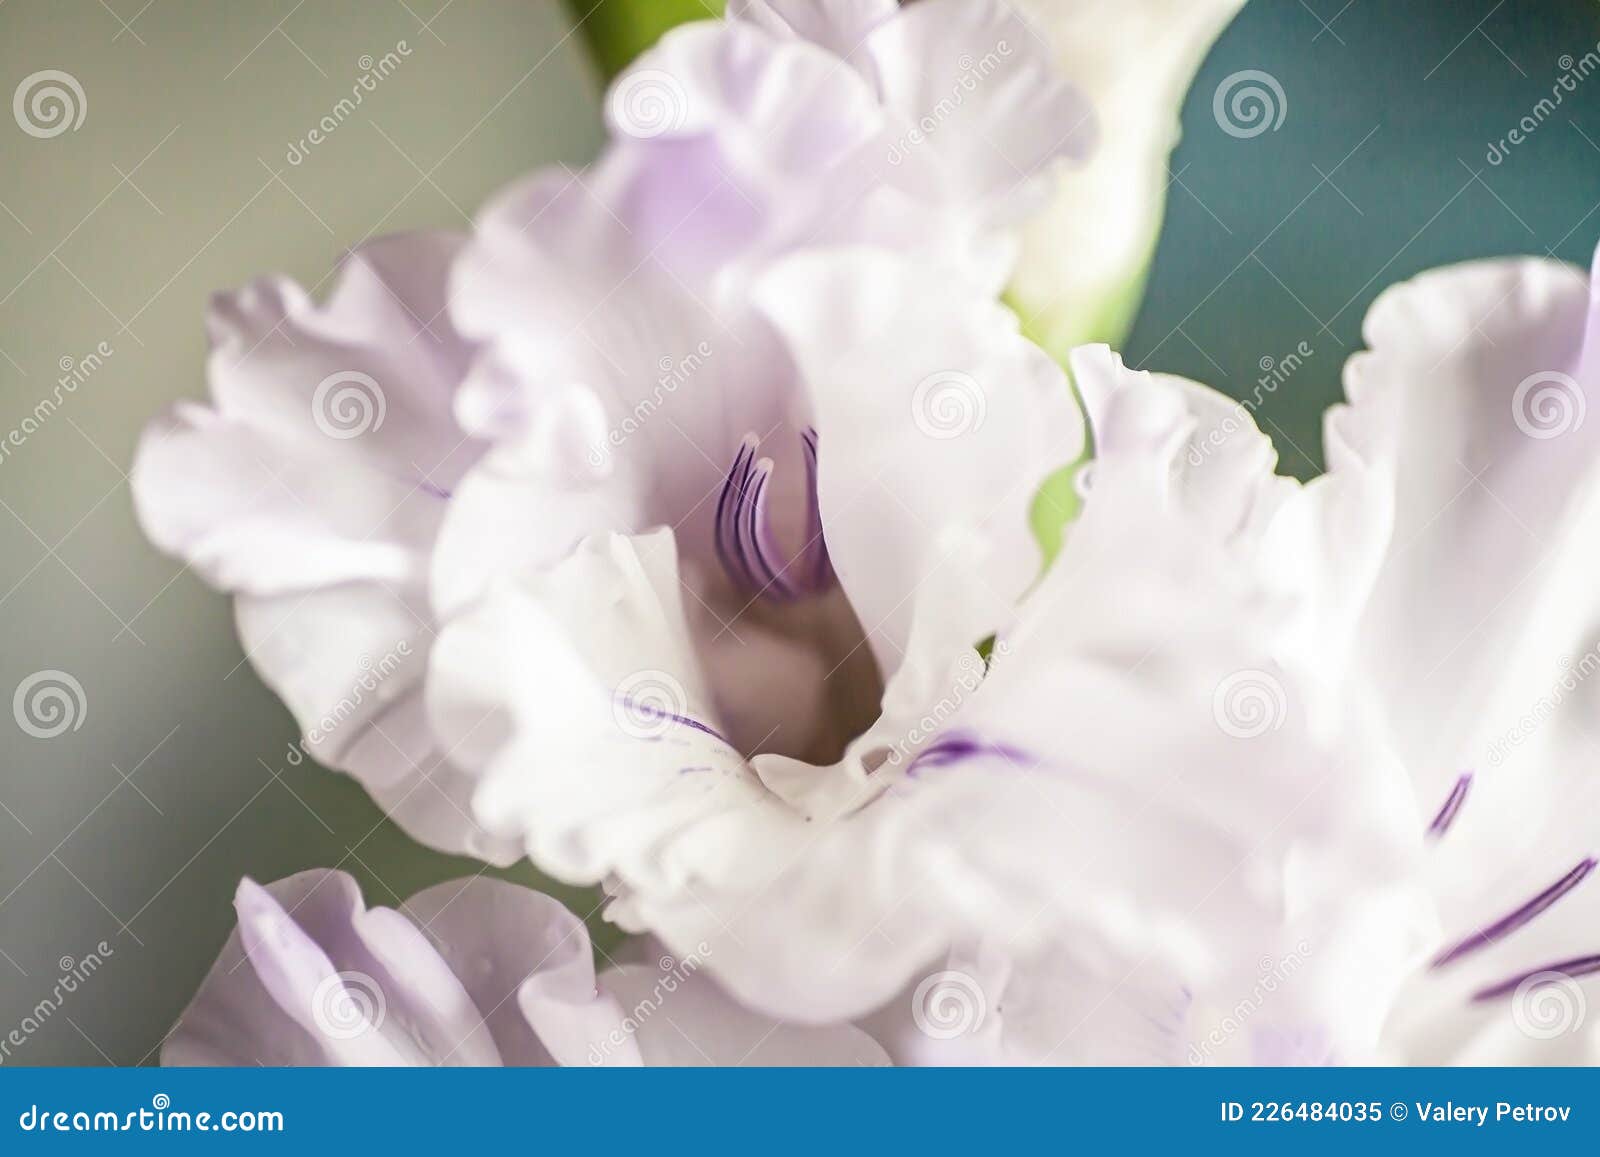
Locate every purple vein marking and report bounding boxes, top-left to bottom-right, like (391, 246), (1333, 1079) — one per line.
(615, 695), (735, 749)
(1426, 772), (1473, 838)
(1432, 857), (1598, 969)
(1472, 954), (1600, 1002)
(907, 730), (1035, 776)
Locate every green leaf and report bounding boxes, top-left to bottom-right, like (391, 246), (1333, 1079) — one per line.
(565, 0), (723, 82)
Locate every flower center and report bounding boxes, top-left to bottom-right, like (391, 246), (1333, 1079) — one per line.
(714, 429), (835, 603)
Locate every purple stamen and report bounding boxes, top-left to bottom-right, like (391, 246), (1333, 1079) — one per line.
(1426, 772), (1473, 839)
(906, 730), (1035, 776)
(1471, 954), (1600, 1002)
(713, 429), (836, 603)
(1432, 857), (1598, 969)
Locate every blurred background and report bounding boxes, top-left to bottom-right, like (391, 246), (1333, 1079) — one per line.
(0, 0), (1596, 1064)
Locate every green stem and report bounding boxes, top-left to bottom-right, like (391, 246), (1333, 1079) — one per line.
(563, 0), (724, 83)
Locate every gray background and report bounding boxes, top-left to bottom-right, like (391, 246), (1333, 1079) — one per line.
(0, 0), (1596, 1064)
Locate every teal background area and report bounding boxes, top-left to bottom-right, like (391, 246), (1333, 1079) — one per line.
(1131, 0), (1600, 477)
(0, 0), (1596, 1064)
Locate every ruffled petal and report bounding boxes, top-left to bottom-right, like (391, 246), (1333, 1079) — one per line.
(861, 0), (1096, 226)
(752, 247), (1084, 675)
(1336, 252), (1597, 808)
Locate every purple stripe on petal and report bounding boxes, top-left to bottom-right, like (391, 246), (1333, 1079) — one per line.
(1426, 772), (1473, 838)
(1432, 857), (1598, 969)
(906, 730), (1035, 776)
(614, 695), (736, 750)
(1471, 954), (1600, 1002)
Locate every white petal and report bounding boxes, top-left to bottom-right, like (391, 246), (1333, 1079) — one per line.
(752, 247), (1084, 674)
(1008, 0), (1246, 354)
